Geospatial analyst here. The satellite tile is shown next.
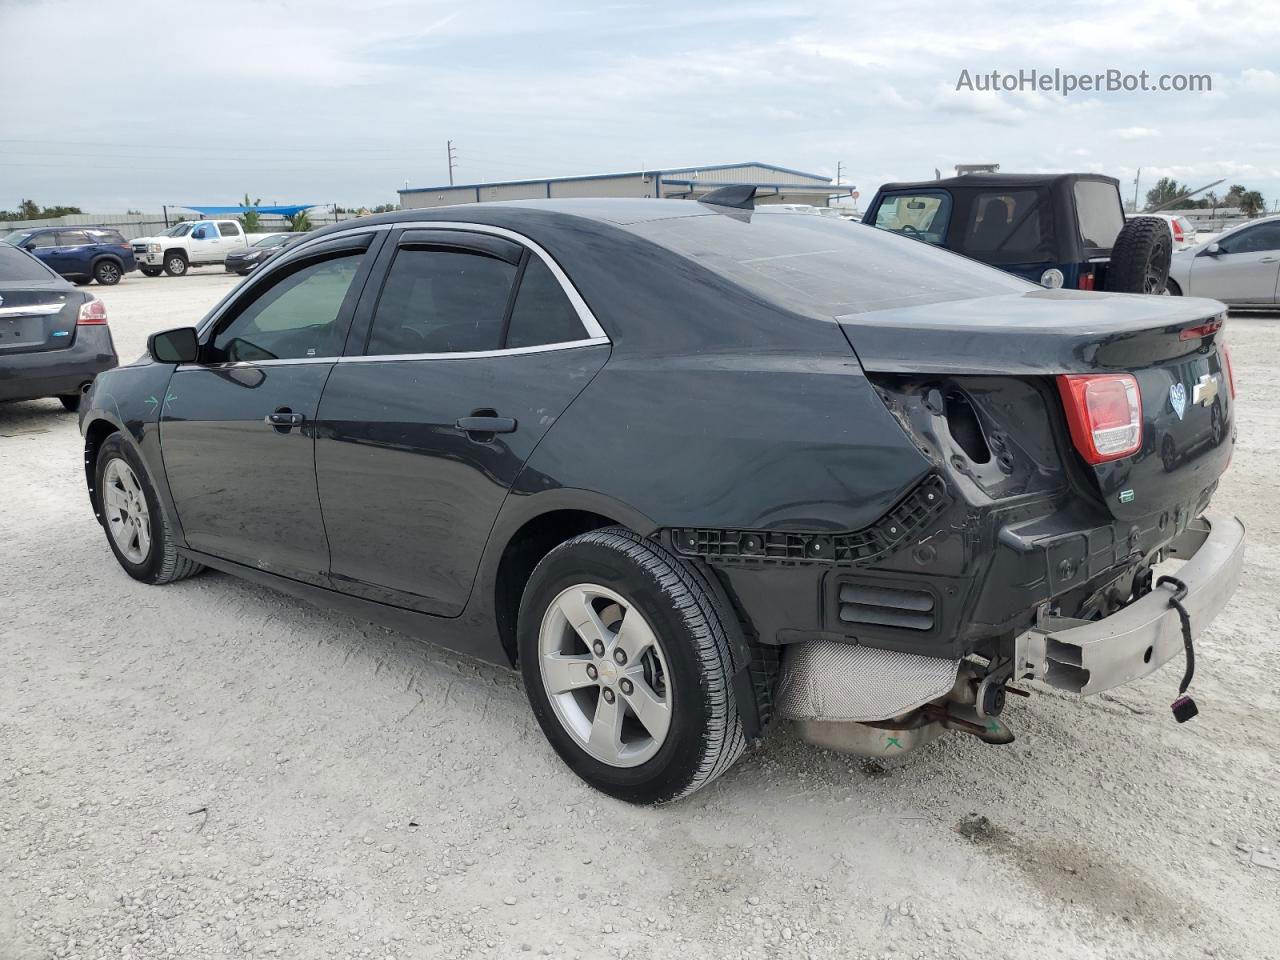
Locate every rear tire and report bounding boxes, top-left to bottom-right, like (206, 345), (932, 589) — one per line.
(518, 527), (745, 804)
(59, 393), (82, 412)
(93, 260), (122, 285)
(1166, 277), (1183, 296)
(94, 433), (205, 585)
(140, 266), (162, 277)
(163, 252), (189, 277)
(1106, 217), (1172, 294)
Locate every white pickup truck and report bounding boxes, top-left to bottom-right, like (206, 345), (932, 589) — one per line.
(131, 219), (267, 277)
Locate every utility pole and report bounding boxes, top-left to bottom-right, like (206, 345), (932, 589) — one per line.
(447, 140), (457, 186)
(1133, 168), (1141, 212)
(836, 161), (843, 186)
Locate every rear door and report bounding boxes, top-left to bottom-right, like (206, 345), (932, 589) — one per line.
(160, 232), (383, 582)
(315, 227), (609, 616)
(1189, 221), (1280, 304)
(216, 221), (245, 259)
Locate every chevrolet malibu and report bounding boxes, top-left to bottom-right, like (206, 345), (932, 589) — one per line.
(79, 192), (1244, 803)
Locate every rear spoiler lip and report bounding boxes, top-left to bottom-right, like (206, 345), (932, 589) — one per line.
(837, 290), (1227, 376)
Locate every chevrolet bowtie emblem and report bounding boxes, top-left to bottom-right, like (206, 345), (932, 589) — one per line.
(1193, 373), (1220, 407)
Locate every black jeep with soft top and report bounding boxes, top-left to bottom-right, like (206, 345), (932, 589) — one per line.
(78, 188), (1243, 803)
(865, 173), (1172, 295)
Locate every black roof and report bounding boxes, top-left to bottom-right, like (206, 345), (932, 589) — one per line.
(875, 172), (1120, 193)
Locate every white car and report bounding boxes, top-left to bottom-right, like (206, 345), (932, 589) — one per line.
(130, 219), (261, 277)
(1126, 212), (1197, 248)
(1167, 214), (1280, 308)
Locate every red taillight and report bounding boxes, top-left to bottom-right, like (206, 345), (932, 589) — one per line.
(1056, 373), (1143, 463)
(77, 298), (108, 325)
(1172, 221), (1184, 242)
(1179, 316), (1224, 340)
(1077, 272), (1095, 291)
(1223, 345), (1237, 398)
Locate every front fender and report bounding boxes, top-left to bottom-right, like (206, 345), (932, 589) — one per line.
(79, 361), (183, 543)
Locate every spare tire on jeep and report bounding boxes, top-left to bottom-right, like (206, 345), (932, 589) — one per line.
(1105, 216), (1171, 294)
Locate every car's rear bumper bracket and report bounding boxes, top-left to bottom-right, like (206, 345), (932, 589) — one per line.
(1015, 511), (1245, 697)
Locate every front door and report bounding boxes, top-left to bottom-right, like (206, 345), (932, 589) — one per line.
(160, 235), (380, 583)
(1190, 221), (1280, 304)
(315, 229), (608, 616)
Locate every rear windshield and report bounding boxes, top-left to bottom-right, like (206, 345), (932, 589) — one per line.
(956, 189), (1053, 265)
(628, 211), (1031, 316)
(1074, 180), (1125, 251)
(0, 245), (58, 282)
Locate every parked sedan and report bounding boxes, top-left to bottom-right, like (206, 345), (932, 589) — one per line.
(78, 195), (1242, 803)
(1167, 214), (1280, 308)
(0, 245), (118, 410)
(225, 232), (301, 275)
(4, 226), (136, 285)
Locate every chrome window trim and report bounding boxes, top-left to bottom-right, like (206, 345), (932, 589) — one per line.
(174, 337), (610, 372)
(339, 336), (609, 364)
(194, 220), (608, 360)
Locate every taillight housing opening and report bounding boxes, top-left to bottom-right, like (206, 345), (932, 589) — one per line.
(1056, 373), (1143, 464)
(77, 298), (108, 325)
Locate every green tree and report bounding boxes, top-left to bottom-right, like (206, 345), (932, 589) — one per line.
(1238, 190), (1266, 217)
(1143, 177), (1183, 210)
(0, 199), (84, 221)
(288, 210), (313, 232)
(238, 193), (263, 232)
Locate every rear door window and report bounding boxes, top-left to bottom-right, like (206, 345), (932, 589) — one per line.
(872, 193), (951, 244)
(366, 247), (517, 355)
(504, 257), (586, 348)
(961, 190), (1051, 263)
(1073, 180), (1126, 251)
(217, 221), (242, 238)
(59, 231), (91, 246)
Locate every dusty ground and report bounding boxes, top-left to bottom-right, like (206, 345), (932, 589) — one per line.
(2, 269), (1278, 960)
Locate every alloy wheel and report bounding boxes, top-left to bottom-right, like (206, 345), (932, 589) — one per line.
(102, 458), (151, 564)
(538, 583), (672, 767)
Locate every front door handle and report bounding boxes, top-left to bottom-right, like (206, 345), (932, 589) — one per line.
(1260, 256), (1279, 263)
(265, 408), (305, 431)
(456, 414), (517, 439)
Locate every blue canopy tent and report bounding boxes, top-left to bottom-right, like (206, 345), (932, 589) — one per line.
(174, 204), (319, 217)
(162, 203), (326, 227)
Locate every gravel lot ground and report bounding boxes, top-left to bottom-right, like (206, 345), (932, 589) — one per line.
(3, 268), (1278, 960)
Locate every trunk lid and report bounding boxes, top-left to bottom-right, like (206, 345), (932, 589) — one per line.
(839, 289), (1234, 522)
(0, 285), (80, 354)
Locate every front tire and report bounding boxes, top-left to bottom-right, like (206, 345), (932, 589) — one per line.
(94, 434), (204, 584)
(59, 393), (82, 412)
(163, 252), (189, 277)
(140, 266), (162, 277)
(518, 527), (745, 804)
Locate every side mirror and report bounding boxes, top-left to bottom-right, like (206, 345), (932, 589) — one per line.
(1205, 242), (1222, 255)
(191, 227), (208, 240)
(148, 327), (200, 364)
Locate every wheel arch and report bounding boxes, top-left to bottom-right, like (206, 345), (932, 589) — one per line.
(83, 415), (124, 518)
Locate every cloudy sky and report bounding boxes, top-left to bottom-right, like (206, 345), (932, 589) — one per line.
(1, 0), (1278, 213)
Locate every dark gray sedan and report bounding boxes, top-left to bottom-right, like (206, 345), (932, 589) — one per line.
(0, 244), (118, 410)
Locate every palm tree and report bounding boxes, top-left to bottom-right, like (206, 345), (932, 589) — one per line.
(238, 193), (263, 232)
(1239, 191), (1265, 218)
(288, 210), (313, 232)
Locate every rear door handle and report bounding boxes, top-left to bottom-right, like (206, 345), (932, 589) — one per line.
(1260, 256), (1279, 263)
(456, 415), (517, 437)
